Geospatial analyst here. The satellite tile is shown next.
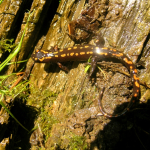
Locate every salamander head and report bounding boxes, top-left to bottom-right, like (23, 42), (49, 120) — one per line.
(31, 49), (45, 62)
(32, 49), (55, 63)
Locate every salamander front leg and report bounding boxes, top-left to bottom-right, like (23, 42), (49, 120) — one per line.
(49, 45), (59, 52)
(57, 62), (69, 72)
(89, 56), (97, 78)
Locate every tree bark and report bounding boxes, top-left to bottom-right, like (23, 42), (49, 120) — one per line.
(0, 0), (150, 149)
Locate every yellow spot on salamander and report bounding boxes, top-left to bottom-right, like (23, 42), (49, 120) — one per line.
(133, 74), (139, 80)
(133, 93), (138, 97)
(67, 53), (69, 56)
(127, 61), (132, 64)
(73, 47), (77, 49)
(80, 52), (85, 55)
(39, 57), (45, 61)
(134, 81), (140, 88)
(46, 57), (52, 59)
(59, 49), (63, 52)
(102, 47), (108, 50)
(61, 54), (66, 57)
(87, 51), (93, 54)
(134, 69), (137, 74)
(112, 53), (123, 57)
(36, 50), (39, 52)
(97, 51), (107, 55)
(130, 66), (133, 70)
(68, 48), (72, 50)
(54, 52), (58, 54)
(85, 45), (89, 48)
(41, 50), (48, 53)
(80, 47), (83, 49)
(123, 58), (133, 64)
(35, 58), (38, 60)
(70, 53), (74, 56)
(75, 53), (78, 56)
(109, 48), (117, 52)
(55, 55), (58, 57)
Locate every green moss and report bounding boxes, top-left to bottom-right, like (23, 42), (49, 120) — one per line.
(0, 38), (16, 54)
(27, 87), (57, 108)
(0, 0), (3, 5)
(27, 87), (59, 140)
(40, 110), (59, 141)
(69, 134), (88, 150)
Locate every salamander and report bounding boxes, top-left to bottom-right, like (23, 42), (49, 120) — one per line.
(31, 44), (140, 118)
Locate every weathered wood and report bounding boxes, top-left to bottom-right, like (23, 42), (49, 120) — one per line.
(0, 0), (150, 149)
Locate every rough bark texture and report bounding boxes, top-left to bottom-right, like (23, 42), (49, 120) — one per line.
(0, 0), (150, 150)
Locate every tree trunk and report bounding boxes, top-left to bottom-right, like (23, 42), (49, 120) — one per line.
(0, 0), (150, 149)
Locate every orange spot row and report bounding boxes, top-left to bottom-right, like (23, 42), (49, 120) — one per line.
(39, 57), (45, 61)
(133, 74), (139, 80)
(102, 47), (108, 50)
(41, 50), (48, 54)
(54, 51), (58, 54)
(73, 47), (77, 49)
(109, 48), (117, 52)
(61, 54), (66, 57)
(98, 52), (107, 56)
(134, 81), (140, 88)
(134, 69), (137, 74)
(80, 52), (85, 55)
(133, 93), (138, 97)
(87, 51), (93, 54)
(123, 58), (133, 64)
(130, 66), (133, 70)
(112, 53), (123, 57)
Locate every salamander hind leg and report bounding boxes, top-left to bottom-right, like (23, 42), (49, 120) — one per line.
(88, 56), (97, 78)
(98, 87), (134, 118)
(57, 62), (69, 72)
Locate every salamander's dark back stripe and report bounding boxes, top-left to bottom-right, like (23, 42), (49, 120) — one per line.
(32, 45), (140, 117)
